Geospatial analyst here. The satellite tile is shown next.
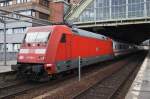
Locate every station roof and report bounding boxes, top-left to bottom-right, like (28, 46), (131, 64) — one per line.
(82, 23), (150, 44)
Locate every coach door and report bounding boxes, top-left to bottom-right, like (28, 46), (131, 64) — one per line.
(61, 33), (72, 68)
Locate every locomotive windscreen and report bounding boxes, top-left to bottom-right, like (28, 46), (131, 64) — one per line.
(24, 32), (50, 43)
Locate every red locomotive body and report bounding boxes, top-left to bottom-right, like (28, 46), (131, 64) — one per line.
(14, 25), (114, 80)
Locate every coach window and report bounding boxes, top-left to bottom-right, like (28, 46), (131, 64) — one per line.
(60, 34), (66, 43)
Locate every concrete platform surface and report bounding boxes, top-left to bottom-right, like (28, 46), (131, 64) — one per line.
(0, 60), (16, 73)
(0, 66), (12, 73)
(125, 51), (150, 99)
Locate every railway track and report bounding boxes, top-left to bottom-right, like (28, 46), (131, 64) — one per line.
(0, 80), (26, 90)
(0, 72), (77, 99)
(0, 71), (16, 83)
(74, 51), (147, 99)
(0, 51), (146, 99)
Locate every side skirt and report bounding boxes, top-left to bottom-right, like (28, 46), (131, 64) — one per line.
(56, 54), (114, 73)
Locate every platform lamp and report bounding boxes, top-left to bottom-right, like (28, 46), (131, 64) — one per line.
(0, 18), (7, 66)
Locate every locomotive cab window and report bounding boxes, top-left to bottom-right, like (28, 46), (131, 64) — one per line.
(60, 34), (66, 43)
(25, 32), (51, 43)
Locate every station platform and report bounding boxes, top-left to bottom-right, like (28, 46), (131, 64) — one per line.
(125, 50), (150, 99)
(0, 60), (16, 73)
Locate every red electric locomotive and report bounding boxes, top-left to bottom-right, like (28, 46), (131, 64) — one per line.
(12, 25), (114, 81)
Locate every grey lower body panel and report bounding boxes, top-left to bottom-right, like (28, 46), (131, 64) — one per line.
(114, 49), (135, 56)
(56, 54), (114, 73)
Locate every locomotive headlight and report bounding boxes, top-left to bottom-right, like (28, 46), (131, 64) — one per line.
(45, 64), (53, 67)
(45, 64), (53, 74)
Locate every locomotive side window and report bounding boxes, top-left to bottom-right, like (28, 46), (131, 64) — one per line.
(60, 34), (66, 43)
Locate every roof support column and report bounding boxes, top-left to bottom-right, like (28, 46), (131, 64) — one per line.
(0, 17), (7, 65)
(3, 22), (7, 66)
(126, 0), (128, 18)
(94, 0), (96, 22)
(144, 0), (147, 17)
(109, 0), (112, 19)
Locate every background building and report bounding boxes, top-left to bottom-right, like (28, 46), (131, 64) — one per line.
(74, 0), (150, 22)
(0, 0), (50, 53)
(49, 0), (70, 23)
(0, 0), (79, 60)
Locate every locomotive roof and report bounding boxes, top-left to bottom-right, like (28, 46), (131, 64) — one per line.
(72, 28), (108, 40)
(26, 25), (109, 40)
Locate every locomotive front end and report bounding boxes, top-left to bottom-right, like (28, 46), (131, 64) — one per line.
(12, 27), (52, 81)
